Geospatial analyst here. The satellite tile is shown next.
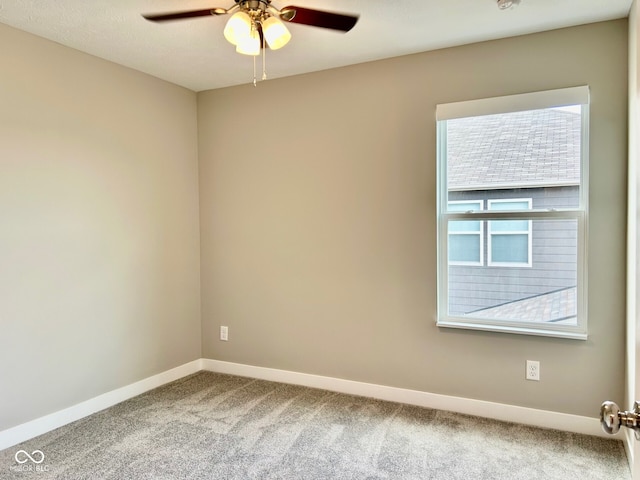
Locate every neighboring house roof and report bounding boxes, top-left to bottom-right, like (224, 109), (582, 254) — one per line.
(447, 108), (582, 191)
(467, 286), (576, 325)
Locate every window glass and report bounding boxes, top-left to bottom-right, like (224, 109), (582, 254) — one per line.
(449, 235), (481, 263)
(448, 201), (483, 265)
(488, 199), (531, 266)
(490, 234), (529, 263)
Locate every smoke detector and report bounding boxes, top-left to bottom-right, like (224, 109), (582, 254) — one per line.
(497, 0), (521, 9)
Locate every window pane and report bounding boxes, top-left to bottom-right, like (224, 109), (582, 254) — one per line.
(448, 218), (578, 325)
(450, 219), (481, 232)
(448, 201), (481, 213)
(489, 201), (529, 211)
(446, 107), (582, 209)
(449, 234), (480, 262)
(491, 234), (528, 263)
(490, 219), (529, 232)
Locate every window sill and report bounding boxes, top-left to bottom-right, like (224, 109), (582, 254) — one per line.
(436, 319), (588, 340)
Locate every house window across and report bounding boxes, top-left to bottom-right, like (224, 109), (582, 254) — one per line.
(436, 86), (589, 339)
(487, 199), (532, 267)
(448, 200), (483, 265)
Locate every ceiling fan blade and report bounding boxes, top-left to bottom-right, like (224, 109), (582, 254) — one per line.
(142, 8), (227, 22)
(279, 6), (358, 32)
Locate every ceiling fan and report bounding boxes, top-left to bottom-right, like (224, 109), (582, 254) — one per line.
(143, 1), (359, 55)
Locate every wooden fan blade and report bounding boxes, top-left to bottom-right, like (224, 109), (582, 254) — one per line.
(279, 6), (358, 32)
(142, 8), (226, 22)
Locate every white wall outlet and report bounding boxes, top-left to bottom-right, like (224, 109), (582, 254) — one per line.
(220, 326), (228, 341)
(526, 360), (540, 381)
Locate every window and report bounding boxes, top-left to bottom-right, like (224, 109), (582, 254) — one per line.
(436, 86), (589, 339)
(448, 200), (483, 265)
(487, 199), (532, 267)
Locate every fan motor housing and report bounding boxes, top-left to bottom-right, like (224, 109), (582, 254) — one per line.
(238, 0), (270, 12)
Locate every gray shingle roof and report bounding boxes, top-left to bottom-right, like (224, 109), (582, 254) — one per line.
(447, 108), (581, 191)
(467, 286), (576, 324)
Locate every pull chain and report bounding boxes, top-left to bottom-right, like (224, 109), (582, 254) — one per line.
(251, 21), (258, 87)
(262, 32), (267, 81)
(250, 21), (267, 86)
(253, 54), (257, 87)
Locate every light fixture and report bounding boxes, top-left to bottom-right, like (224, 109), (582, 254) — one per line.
(222, 3), (294, 85)
(235, 28), (261, 56)
(262, 16), (291, 50)
(497, 0), (521, 10)
(223, 11), (252, 45)
(223, 9), (290, 53)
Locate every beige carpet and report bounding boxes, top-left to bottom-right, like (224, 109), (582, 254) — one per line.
(0, 371), (630, 479)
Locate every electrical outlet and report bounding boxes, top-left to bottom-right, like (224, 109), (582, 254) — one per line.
(526, 360), (540, 381)
(220, 326), (228, 341)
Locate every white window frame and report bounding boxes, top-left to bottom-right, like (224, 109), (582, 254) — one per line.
(448, 200), (484, 266)
(436, 86), (589, 340)
(487, 198), (532, 267)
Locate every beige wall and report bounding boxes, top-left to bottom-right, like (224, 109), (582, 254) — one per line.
(0, 23), (201, 430)
(199, 20), (628, 417)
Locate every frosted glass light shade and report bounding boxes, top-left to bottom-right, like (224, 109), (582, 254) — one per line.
(223, 11), (252, 45)
(262, 16), (291, 50)
(236, 30), (260, 56)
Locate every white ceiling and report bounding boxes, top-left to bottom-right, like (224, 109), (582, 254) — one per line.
(0, 0), (632, 92)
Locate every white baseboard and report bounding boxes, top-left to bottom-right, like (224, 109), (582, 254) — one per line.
(1, 357), (620, 454)
(0, 359), (202, 451)
(202, 358), (618, 440)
